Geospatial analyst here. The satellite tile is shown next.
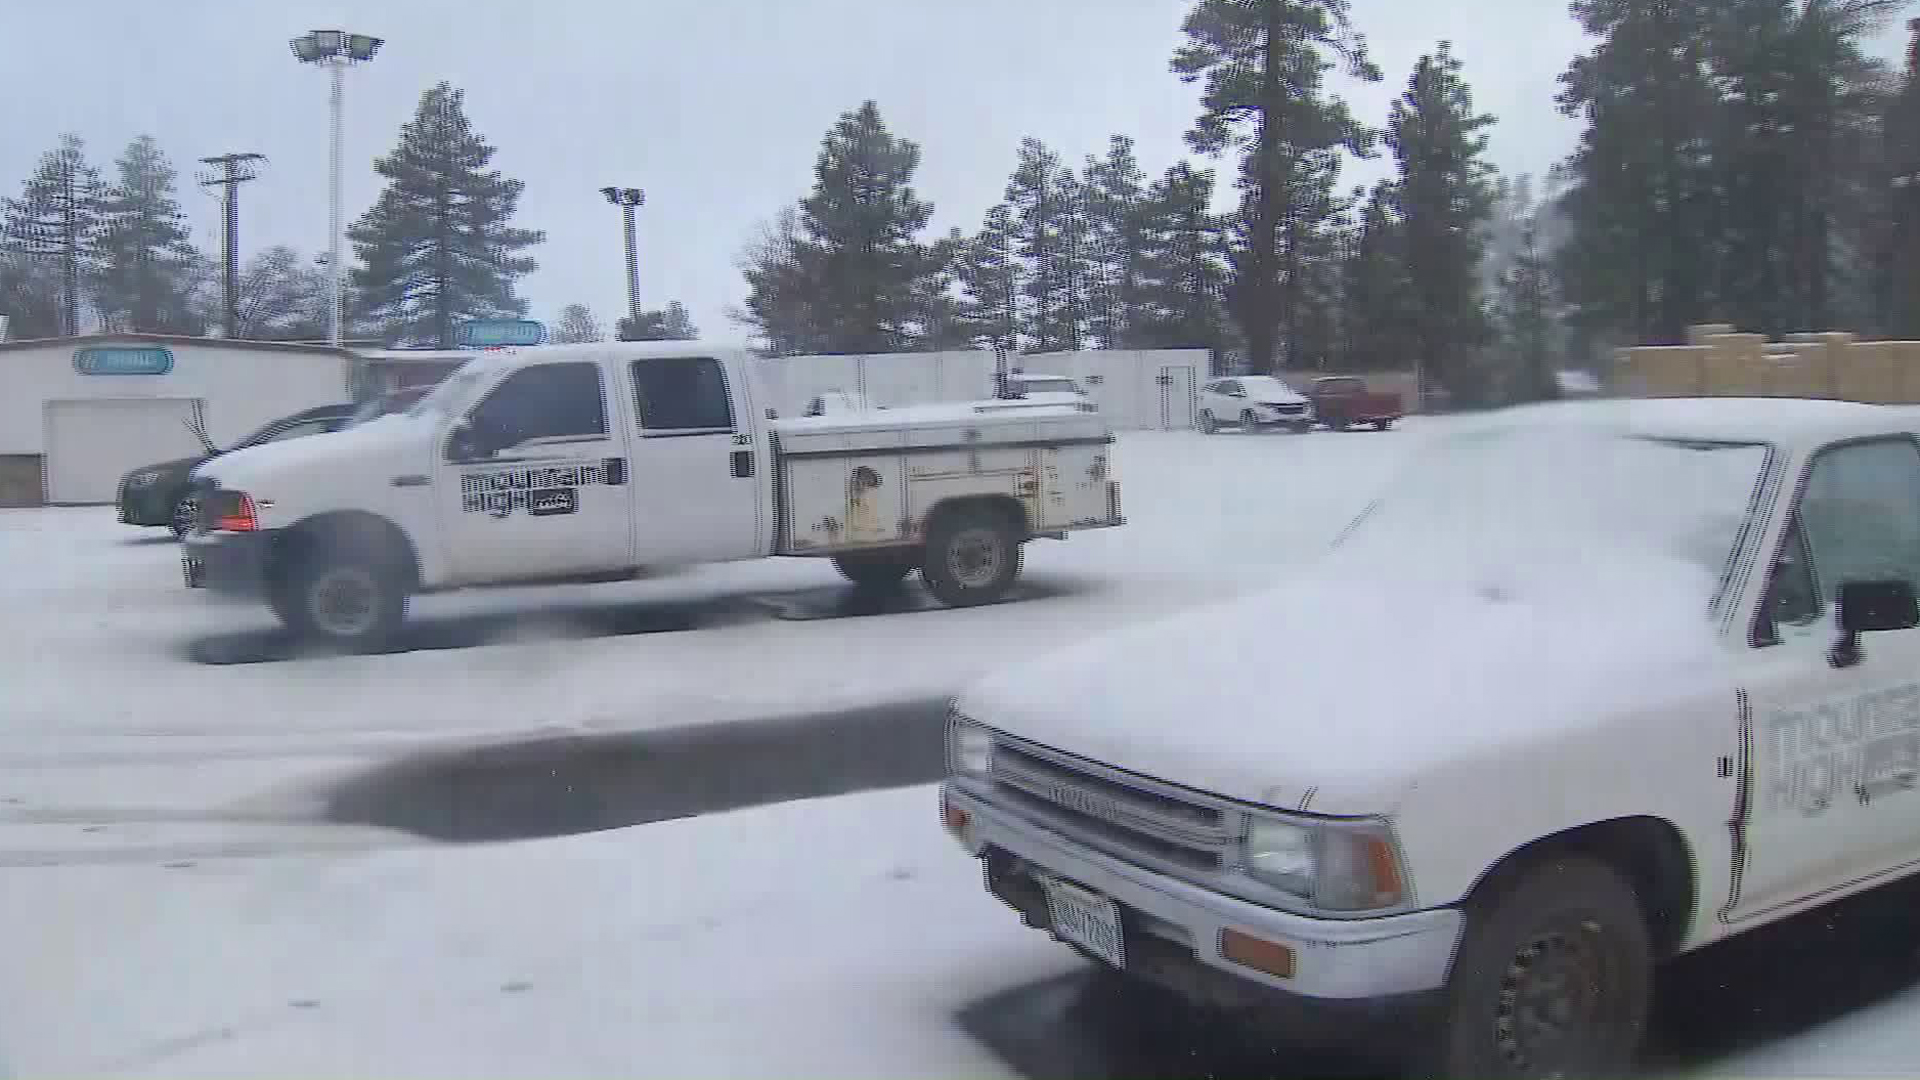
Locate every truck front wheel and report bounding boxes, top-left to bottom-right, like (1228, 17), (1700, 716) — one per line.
(921, 509), (1022, 607)
(275, 552), (409, 652)
(1428, 856), (1652, 1080)
(832, 552), (916, 589)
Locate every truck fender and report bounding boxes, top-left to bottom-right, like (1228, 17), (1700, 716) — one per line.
(274, 510), (423, 595)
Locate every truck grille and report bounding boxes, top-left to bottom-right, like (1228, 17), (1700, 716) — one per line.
(1274, 405), (1305, 416)
(985, 737), (1244, 876)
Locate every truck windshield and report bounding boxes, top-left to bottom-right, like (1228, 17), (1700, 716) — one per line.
(1334, 424), (1769, 608)
(408, 366), (491, 419)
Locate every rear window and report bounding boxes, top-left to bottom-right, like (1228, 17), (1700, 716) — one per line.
(1317, 377), (1365, 393)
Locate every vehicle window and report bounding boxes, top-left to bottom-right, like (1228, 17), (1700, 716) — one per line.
(1797, 438), (1920, 604)
(630, 357), (735, 434)
(1220, 380), (1240, 395)
(1318, 377), (1364, 393)
(467, 362), (609, 447)
(1757, 516), (1821, 641)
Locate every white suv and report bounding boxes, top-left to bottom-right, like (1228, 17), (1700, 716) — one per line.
(1198, 376), (1314, 434)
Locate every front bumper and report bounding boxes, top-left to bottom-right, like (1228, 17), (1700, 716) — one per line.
(943, 782), (1462, 1006)
(181, 530), (276, 596)
(1251, 408), (1314, 426)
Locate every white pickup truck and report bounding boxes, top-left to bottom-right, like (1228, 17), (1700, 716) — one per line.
(942, 398), (1920, 1077)
(182, 342), (1124, 649)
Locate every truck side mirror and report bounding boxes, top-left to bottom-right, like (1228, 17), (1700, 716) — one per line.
(448, 420), (491, 462)
(1830, 579), (1919, 668)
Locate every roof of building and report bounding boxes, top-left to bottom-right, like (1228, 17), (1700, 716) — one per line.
(0, 332), (356, 357)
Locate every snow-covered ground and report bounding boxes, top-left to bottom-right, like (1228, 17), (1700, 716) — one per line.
(5, 424), (1920, 1076)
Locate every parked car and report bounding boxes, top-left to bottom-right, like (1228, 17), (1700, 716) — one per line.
(1307, 375), (1402, 431)
(1197, 376), (1313, 434)
(117, 404), (356, 540)
(1007, 373), (1092, 408)
(940, 398), (1920, 1077)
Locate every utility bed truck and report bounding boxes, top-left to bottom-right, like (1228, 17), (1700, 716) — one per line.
(182, 343), (1125, 650)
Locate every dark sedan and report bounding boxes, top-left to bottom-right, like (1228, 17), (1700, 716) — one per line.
(117, 403), (357, 539)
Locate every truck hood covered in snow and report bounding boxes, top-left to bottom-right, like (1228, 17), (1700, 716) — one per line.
(958, 422), (1764, 816)
(195, 413), (429, 490)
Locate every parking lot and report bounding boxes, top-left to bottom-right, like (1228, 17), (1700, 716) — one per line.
(7, 424), (1920, 1076)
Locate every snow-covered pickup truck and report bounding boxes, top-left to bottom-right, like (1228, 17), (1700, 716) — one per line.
(942, 397), (1920, 1077)
(182, 342), (1124, 650)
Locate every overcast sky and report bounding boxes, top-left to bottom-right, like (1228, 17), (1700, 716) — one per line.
(3, 1), (1910, 344)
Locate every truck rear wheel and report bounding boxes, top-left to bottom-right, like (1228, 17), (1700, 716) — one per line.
(921, 508), (1022, 607)
(832, 552), (915, 589)
(1372, 418), (1395, 431)
(277, 551), (409, 653)
(1427, 856), (1652, 1080)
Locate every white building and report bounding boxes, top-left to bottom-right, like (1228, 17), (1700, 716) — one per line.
(0, 334), (355, 506)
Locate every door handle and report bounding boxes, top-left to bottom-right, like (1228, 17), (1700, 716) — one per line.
(731, 450), (753, 478)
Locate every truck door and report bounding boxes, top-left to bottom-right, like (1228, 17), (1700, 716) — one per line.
(1730, 437), (1920, 922)
(624, 355), (762, 564)
(436, 360), (633, 583)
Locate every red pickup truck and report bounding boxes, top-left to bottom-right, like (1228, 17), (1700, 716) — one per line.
(1307, 376), (1403, 431)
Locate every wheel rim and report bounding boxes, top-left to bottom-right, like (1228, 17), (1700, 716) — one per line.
(1199, 412), (1214, 432)
(1494, 921), (1613, 1077)
(945, 528), (1003, 590)
(171, 496), (197, 536)
(309, 566), (381, 639)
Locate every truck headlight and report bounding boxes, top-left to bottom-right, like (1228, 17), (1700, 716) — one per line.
(1243, 816), (1407, 912)
(946, 713), (994, 780)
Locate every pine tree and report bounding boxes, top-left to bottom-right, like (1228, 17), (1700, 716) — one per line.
(1493, 185), (1560, 404)
(1340, 182), (1410, 370)
(734, 208), (825, 355)
(958, 203), (1021, 350)
(1135, 163), (1231, 353)
(349, 82), (543, 348)
(1556, 0), (1718, 345)
(3, 134), (105, 336)
(553, 302), (604, 343)
(1005, 138), (1087, 352)
(1083, 135), (1152, 348)
(1173, 0), (1380, 373)
(0, 250), (63, 340)
(1388, 43), (1498, 405)
(1881, 16), (1920, 337)
(95, 136), (201, 333)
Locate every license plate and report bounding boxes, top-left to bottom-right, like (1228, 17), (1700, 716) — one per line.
(182, 554), (204, 589)
(1043, 877), (1125, 969)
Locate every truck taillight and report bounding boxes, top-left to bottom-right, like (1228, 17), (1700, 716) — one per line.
(217, 493), (258, 532)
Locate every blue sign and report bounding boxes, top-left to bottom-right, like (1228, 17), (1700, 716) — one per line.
(74, 346), (174, 376)
(455, 320), (546, 348)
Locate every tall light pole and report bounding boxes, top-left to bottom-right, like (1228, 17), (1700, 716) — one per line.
(291, 29), (382, 348)
(600, 186), (645, 331)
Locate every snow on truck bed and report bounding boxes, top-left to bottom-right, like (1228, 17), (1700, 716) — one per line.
(772, 400), (1108, 454)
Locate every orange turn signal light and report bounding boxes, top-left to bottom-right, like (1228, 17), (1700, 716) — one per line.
(1221, 928), (1296, 979)
(941, 795), (969, 834)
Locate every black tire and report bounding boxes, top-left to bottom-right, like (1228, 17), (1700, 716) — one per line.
(1240, 409), (1261, 433)
(1328, 418), (1350, 432)
(1427, 856), (1652, 1080)
(921, 507), (1023, 607)
(276, 551), (409, 652)
(1198, 410), (1218, 435)
(168, 492), (196, 541)
(832, 552), (915, 588)
(1290, 421), (1313, 435)
(1373, 418), (1395, 431)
